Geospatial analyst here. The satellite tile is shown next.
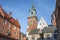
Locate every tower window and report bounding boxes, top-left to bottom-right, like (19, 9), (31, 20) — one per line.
(31, 12), (33, 15)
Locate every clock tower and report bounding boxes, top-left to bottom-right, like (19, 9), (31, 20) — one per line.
(27, 4), (38, 33)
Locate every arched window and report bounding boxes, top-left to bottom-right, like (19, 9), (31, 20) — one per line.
(31, 12), (33, 15)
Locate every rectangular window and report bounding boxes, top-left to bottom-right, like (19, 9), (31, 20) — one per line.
(7, 29), (11, 36)
(47, 34), (50, 39)
(54, 34), (57, 39)
(3, 18), (6, 24)
(13, 25), (16, 30)
(8, 23), (11, 28)
(0, 16), (2, 18)
(14, 32), (17, 35)
(2, 27), (5, 31)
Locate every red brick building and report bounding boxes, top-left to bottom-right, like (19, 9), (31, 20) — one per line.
(0, 6), (20, 40)
(27, 4), (38, 33)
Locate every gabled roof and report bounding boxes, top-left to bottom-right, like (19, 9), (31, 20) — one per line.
(43, 26), (57, 33)
(37, 17), (48, 29)
(0, 6), (20, 28)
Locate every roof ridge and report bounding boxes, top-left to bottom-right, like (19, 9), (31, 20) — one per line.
(0, 6), (20, 28)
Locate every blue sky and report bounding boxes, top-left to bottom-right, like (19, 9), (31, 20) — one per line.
(0, 0), (56, 34)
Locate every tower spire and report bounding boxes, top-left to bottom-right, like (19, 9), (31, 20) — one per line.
(29, 4), (37, 17)
(31, 4), (36, 11)
(27, 3), (38, 33)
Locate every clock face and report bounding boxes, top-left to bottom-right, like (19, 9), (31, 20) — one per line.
(29, 21), (33, 25)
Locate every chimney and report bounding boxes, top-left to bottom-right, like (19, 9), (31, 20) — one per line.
(9, 12), (12, 18)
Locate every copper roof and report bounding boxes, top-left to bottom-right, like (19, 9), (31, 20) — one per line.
(0, 6), (20, 28)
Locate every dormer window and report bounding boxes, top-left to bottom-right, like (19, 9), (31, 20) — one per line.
(32, 6), (33, 8)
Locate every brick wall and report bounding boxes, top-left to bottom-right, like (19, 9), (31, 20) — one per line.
(0, 6), (20, 40)
(27, 16), (38, 32)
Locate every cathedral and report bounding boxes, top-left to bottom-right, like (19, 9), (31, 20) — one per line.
(26, 4), (57, 40)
